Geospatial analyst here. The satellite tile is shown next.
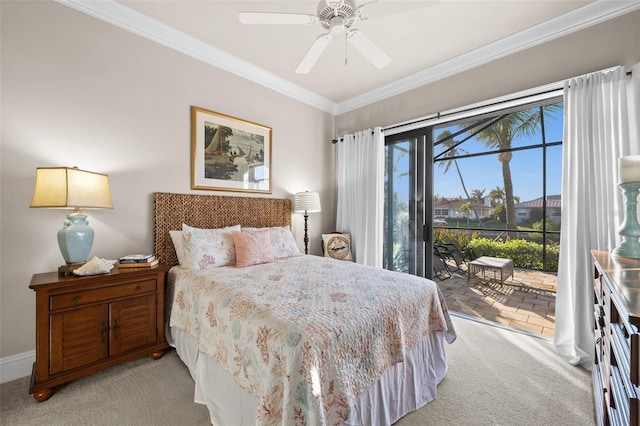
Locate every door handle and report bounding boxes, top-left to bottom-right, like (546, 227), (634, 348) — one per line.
(112, 319), (119, 339)
(423, 224), (430, 242)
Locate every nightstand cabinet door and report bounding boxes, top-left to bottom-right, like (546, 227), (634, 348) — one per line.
(109, 294), (157, 356)
(50, 305), (109, 375)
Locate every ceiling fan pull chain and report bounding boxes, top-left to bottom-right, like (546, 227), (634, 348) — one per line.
(345, 33), (348, 66)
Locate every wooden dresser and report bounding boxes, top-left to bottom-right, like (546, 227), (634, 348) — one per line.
(29, 264), (169, 401)
(592, 250), (640, 425)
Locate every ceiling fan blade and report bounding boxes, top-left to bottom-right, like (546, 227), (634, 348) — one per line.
(347, 29), (391, 69)
(239, 12), (318, 25)
(295, 34), (332, 74)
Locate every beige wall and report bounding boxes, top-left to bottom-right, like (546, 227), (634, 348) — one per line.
(0, 1), (335, 359)
(336, 10), (640, 134)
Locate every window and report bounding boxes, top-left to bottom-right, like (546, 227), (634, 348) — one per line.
(384, 96), (563, 275)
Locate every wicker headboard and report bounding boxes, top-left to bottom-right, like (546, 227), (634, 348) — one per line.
(153, 192), (292, 267)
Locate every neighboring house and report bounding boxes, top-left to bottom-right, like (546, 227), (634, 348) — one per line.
(514, 195), (562, 223)
(434, 198), (493, 220)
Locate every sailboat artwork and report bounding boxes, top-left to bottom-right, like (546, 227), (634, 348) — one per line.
(203, 123), (265, 182)
(191, 106), (271, 193)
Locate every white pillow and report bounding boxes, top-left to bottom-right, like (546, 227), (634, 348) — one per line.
(169, 230), (186, 265)
(182, 224), (241, 269)
(243, 226), (300, 259)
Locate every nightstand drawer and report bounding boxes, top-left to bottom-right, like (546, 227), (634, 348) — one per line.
(50, 279), (157, 310)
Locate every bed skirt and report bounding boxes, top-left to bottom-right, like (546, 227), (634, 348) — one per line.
(169, 326), (447, 426)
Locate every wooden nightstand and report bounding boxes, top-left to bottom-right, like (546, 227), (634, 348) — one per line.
(28, 264), (169, 401)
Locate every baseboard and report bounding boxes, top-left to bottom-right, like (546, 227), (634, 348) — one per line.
(0, 350), (35, 384)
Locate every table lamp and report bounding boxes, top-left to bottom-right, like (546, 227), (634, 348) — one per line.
(612, 155), (640, 259)
(30, 166), (113, 274)
(294, 191), (321, 254)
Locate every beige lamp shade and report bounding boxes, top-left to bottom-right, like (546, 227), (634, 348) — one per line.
(294, 191), (321, 213)
(30, 167), (113, 210)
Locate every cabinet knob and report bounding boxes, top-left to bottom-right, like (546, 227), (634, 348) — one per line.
(135, 285), (141, 291)
(73, 296), (80, 302)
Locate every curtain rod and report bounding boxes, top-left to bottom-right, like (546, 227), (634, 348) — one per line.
(331, 86), (559, 143)
(332, 69), (633, 143)
(382, 87), (562, 134)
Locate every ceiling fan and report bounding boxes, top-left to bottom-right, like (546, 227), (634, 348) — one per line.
(239, 0), (391, 74)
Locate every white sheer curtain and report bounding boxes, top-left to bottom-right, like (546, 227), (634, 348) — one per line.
(554, 64), (640, 368)
(336, 127), (384, 267)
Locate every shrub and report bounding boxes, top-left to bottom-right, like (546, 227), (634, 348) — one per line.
(528, 218), (561, 243)
(466, 238), (559, 272)
(434, 229), (479, 252)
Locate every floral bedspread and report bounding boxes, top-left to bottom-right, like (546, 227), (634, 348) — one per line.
(170, 255), (455, 426)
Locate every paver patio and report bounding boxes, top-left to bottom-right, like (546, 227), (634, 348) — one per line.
(436, 266), (556, 338)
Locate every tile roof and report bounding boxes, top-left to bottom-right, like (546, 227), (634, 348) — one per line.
(515, 195), (561, 208)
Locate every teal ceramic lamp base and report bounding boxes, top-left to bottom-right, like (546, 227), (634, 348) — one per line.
(57, 211), (94, 274)
(612, 181), (640, 260)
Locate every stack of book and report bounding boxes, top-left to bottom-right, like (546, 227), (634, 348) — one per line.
(117, 254), (159, 268)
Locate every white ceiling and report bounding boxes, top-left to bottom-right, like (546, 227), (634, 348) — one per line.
(59, 0), (640, 114)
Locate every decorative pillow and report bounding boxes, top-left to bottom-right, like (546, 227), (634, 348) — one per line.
(243, 226), (300, 259)
(169, 230), (186, 265)
(322, 233), (353, 261)
(182, 224), (241, 270)
(232, 229), (276, 267)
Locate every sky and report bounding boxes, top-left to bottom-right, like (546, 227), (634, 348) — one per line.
(389, 104), (564, 204)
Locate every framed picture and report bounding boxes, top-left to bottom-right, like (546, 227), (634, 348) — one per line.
(191, 106), (272, 193)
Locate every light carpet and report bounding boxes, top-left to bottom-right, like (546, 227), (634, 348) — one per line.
(0, 315), (595, 425)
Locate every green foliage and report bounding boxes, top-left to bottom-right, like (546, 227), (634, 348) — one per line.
(529, 207), (544, 223)
(466, 237), (559, 272)
(528, 218), (561, 243)
(493, 204), (506, 222)
(434, 229), (479, 252)
(532, 218), (561, 232)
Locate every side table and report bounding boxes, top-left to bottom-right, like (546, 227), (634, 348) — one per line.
(29, 264), (169, 401)
(467, 256), (514, 285)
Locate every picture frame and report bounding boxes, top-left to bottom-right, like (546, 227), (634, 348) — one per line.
(191, 106), (272, 193)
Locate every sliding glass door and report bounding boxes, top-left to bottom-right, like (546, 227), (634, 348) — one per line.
(384, 97), (563, 279)
(383, 129), (432, 277)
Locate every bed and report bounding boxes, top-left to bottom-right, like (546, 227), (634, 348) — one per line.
(153, 192), (456, 426)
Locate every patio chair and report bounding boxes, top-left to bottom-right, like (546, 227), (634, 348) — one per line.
(463, 246), (479, 261)
(432, 252), (452, 280)
(435, 243), (466, 272)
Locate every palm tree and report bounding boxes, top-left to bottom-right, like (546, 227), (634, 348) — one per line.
(436, 130), (483, 225)
(489, 186), (505, 206)
(471, 188), (486, 203)
(459, 202), (474, 225)
(464, 104), (561, 238)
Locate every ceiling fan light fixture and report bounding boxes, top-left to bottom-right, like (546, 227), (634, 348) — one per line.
(329, 16), (346, 34)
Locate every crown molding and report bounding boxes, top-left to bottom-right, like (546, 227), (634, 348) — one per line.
(54, 0), (337, 114)
(55, 0), (639, 117)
